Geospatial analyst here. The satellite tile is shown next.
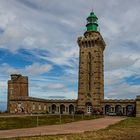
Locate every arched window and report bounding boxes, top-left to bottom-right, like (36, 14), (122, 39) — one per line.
(60, 104), (65, 114)
(126, 105), (134, 116)
(115, 105), (122, 115)
(44, 105), (46, 111)
(69, 104), (74, 114)
(39, 104), (41, 110)
(52, 104), (57, 114)
(32, 104), (35, 110)
(105, 105), (111, 115)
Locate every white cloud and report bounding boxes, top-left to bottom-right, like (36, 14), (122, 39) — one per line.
(29, 79), (77, 99)
(107, 83), (140, 99)
(0, 0), (140, 111)
(105, 53), (138, 71)
(0, 81), (6, 88)
(42, 83), (65, 90)
(36, 43), (79, 67)
(24, 63), (52, 75)
(0, 63), (52, 76)
(0, 63), (19, 74)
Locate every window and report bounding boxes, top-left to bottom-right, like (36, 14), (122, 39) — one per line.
(44, 105), (46, 110)
(112, 107), (114, 112)
(87, 106), (92, 113)
(39, 105), (41, 110)
(33, 104), (35, 110)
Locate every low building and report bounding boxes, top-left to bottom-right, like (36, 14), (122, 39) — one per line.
(7, 11), (140, 116)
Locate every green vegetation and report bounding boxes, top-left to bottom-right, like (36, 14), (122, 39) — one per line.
(0, 114), (100, 130)
(4, 117), (140, 140)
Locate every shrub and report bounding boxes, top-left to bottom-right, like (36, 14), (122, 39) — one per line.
(92, 108), (103, 115)
(75, 110), (85, 114)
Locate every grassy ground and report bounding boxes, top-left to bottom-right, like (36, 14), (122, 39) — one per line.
(0, 114), (99, 130)
(5, 117), (140, 140)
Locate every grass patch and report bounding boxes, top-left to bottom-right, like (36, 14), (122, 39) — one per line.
(4, 117), (140, 140)
(0, 114), (99, 130)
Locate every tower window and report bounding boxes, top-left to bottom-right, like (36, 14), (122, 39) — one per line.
(88, 52), (92, 91)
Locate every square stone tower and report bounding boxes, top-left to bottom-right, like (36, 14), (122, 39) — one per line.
(7, 74), (28, 112)
(77, 12), (106, 113)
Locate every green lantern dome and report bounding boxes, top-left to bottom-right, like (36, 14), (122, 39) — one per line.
(86, 11), (98, 31)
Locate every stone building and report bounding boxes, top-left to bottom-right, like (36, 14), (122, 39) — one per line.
(7, 11), (140, 116)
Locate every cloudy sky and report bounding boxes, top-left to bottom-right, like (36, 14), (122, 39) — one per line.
(0, 0), (140, 111)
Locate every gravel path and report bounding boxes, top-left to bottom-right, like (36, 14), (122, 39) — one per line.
(0, 116), (125, 139)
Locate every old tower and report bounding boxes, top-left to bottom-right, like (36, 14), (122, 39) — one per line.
(77, 11), (106, 113)
(7, 74), (28, 112)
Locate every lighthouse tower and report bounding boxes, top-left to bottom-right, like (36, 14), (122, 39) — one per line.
(77, 11), (106, 113)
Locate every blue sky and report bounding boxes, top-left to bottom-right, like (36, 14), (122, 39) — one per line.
(0, 0), (140, 111)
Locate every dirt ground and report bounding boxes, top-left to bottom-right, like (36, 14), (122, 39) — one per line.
(0, 116), (125, 139)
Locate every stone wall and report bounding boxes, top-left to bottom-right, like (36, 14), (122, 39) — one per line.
(136, 96), (140, 117)
(9, 97), (77, 114)
(101, 99), (136, 116)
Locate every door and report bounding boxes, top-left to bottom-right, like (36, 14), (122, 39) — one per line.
(87, 105), (92, 113)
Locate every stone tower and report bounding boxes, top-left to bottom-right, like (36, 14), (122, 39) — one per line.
(77, 11), (106, 113)
(7, 74), (28, 112)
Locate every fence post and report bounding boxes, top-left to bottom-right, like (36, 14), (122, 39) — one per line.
(89, 113), (91, 119)
(82, 113), (84, 120)
(72, 112), (74, 121)
(37, 115), (38, 127)
(59, 114), (62, 124)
